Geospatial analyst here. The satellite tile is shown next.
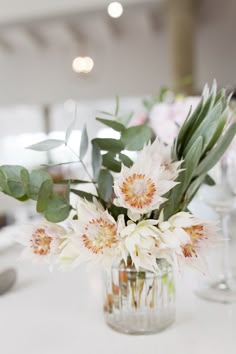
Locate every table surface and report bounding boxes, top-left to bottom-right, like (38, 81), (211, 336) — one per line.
(0, 242), (235, 354)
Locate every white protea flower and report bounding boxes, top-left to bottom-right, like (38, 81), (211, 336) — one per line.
(119, 219), (164, 272)
(149, 138), (183, 181)
(114, 139), (180, 220)
(14, 222), (67, 263)
(64, 198), (120, 269)
(57, 238), (82, 270)
(159, 211), (217, 273)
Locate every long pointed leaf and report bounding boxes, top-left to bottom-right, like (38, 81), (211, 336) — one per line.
(115, 95), (120, 116)
(79, 125), (89, 160)
(195, 123), (236, 176)
(183, 101), (222, 156)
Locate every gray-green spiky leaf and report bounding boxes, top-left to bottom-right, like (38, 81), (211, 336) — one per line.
(79, 125), (89, 160)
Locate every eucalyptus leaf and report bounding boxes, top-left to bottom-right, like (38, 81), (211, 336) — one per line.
(96, 117), (125, 132)
(98, 169), (114, 202)
(117, 111), (134, 126)
(54, 179), (91, 185)
(92, 142), (102, 180)
(26, 139), (65, 151)
(0, 165), (28, 198)
(102, 153), (121, 173)
(29, 170), (52, 200)
(121, 126), (152, 151)
(36, 179), (53, 212)
(119, 153), (133, 167)
(70, 189), (96, 202)
(65, 109), (77, 143)
(0, 169), (8, 193)
(65, 181), (70, 203)
(20, 169), (30, 197)
(79, 125), (89, 160)
(44, 198), (71, 223)
(92, 138), (124, 153)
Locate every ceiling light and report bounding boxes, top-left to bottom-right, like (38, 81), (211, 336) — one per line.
(107, 2), (123, 18)
(72, 56), (94, 74)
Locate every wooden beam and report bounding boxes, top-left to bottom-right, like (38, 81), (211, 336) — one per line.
(66, 22), (87, 49)
(0, 35), (13, 52)
(25, 27), (48, 48)
(167, 0), (196, 94)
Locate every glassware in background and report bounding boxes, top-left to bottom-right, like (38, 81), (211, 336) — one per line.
(195, 159), (236, 303)
(0, 269), (17, 295)
(103, 259), (175, 334)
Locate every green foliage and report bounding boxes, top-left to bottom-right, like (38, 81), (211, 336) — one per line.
(164, 82), (236, 219)
(26, 139), (65, 151)
(92, 138), (124, 153)
(102, 153), (121, 173)
(36, 179), (53, 212)
(96, 118), (125, 132)
(92, 141), (102, 180)
(0, 89), (235, 224)
(98, 169), (114, 202)
(0, 165), (28, 199)
(0, 166), (52, 201)
(65, 111), (77, 143)
(44, 197), (71, 223)
(79, 125), (89, 159)
(70, 189), (96, 202)
(121, 126), (153, 151)
(29, 170), (53, 200)
(0, 165), (72, 222)
(119, 153), (133, 167)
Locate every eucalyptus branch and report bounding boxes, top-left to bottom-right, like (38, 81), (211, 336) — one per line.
(66, 144), (99, 194)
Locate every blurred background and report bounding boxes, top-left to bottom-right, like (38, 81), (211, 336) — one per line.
(0, 2), (236, 351)
(0, 0), (236, 241)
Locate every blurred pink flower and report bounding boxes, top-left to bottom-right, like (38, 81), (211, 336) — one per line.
(149, 97), (200, 144)
(129, 113), (148, 127)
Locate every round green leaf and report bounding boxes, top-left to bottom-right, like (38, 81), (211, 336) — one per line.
(121, 126), (152, 151)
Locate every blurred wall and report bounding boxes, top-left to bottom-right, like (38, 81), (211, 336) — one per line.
(0, 0), (235, 105)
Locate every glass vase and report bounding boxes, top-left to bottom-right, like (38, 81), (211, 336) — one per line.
(103, 259), (175, 335)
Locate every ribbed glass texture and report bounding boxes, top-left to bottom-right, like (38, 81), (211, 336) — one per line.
(103, 260), (175, 334)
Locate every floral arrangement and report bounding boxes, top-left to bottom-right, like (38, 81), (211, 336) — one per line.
(0, 82), (236, 274)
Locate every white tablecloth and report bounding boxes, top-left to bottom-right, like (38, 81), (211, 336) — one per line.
(0, 244), (235, 354)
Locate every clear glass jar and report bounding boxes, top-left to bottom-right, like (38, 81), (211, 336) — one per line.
(103, 259), (175, 334)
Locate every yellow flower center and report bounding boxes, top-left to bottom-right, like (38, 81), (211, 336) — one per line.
(30, 228), (52, 256)
(82, 218), (117, 254)
(120, 173), (156, 209)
